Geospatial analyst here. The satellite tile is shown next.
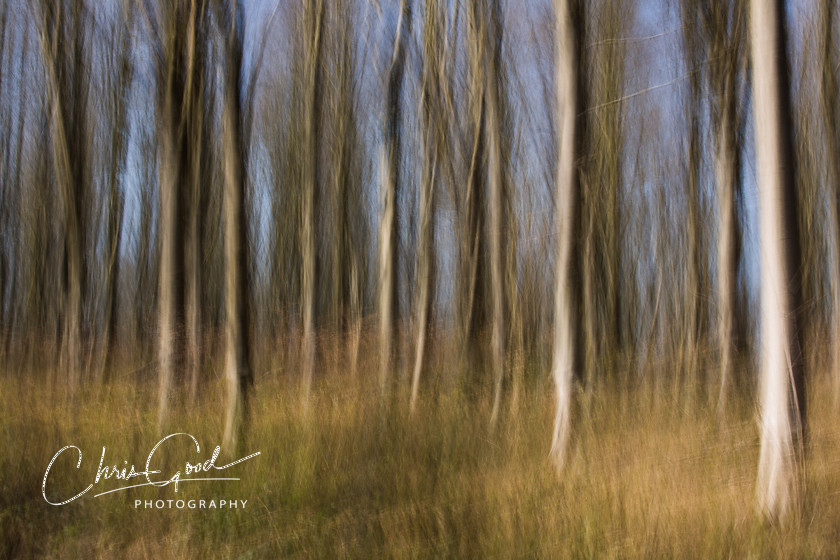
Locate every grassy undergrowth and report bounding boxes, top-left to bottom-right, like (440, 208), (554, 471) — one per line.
(2, 368), (840, 558)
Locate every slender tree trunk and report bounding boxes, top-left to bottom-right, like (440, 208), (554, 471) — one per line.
(102, 3), (133, 384)
(411, 133), (435, 412)
(379, 142), (397, 396)
(751, 0), (806, 523)
(684, 103), (702, 399)
(301, 0), (324, 404)
(550, 0), (583, 472)
(37, 0), (86, 393)
(380, 0), (411, 398)
(715, 82), (741, 412)
(156, 0), (207, 430)
(486, 0), (506, 427)
(464, 99), (486, 376)
(221, 51), (252, 453)
(818, 0), (840, 405)
(102, 187), (124, 384)
(349, 259), (362, 378)
(186, 116), (203, 403)
(411, 0), (452, 407)
(157, 106), (185, 430)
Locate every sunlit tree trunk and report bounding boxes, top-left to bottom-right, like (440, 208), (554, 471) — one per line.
(751, 0), (806, 523)
(550, 0), (583, 472)
(410, 174), (434, 411)
(715, 77), (743, 412)
(378, 143), (397, 396)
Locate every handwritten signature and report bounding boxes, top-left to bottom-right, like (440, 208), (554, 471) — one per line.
(42, 433), (260, 506)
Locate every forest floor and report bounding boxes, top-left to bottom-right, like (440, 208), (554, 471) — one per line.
(3, 365), (840, 558)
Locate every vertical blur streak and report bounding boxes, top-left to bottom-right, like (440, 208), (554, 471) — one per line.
(379, 0), (411, 400)
(37, 0), (87, 396)
(550, 0), (583, 472)
(221, 0), (253, 453)
(485, 0), (506, 428)
(300, 0), (324, 406)
(411, 0), (441, 413)
(101, 0), (135, 386)
(751, 0), (806, 524)
(712, 1), (746, 413)
(818, 0), (840, 405)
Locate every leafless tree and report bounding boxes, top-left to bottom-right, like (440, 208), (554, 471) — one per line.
(751, 0), (807, 523)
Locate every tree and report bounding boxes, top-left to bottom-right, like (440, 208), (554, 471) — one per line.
(817, 0), (840, 404)
(298, 0), (325, 404)
(484, 0), (508, 427)
(36, 0), (90, 392)
(550, 0), (584, 472)
(411, 0), (449, 412)
(101, 0), (135, 384)
(379, 0), (411, 398)
(708, 2), (747, 412)
(152, 0), (211, 429)
(680, 0), (748, 411)
(751, 0), (807, 522)
(220, 0), (254, 452)
(460, 0), (509, 422)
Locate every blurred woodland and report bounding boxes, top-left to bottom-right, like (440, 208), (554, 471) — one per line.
(1, 0), (839, 553)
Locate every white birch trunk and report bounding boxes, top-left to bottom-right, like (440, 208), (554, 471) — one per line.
(751, 0), (806, 522)
(715, 87), (738, 412)
(549, 0), (580, 472)
(379, 144), (396, 396)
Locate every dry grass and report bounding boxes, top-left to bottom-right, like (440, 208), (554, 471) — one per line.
(2, 365), (840, 559)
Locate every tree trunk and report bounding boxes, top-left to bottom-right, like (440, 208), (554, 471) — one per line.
(411, 126), (435, 412)
(751, 0), (806, 523)
(379, 143), (397, 396)
(37, 0), (86, 393)
(486, 0), (506, 427)
(715, 81), (742, 412)
(221, 45), (252, 452)
(550, 0), (583, 472)
(186, 118), (203, 404)
(102, 2), (133, 384)
(157, 107), (185, 430)
(380, 0), (411, 398)
(156, 1), (204, 430)
(818, 0), (840, 405)
(300, 0), (324, 404)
